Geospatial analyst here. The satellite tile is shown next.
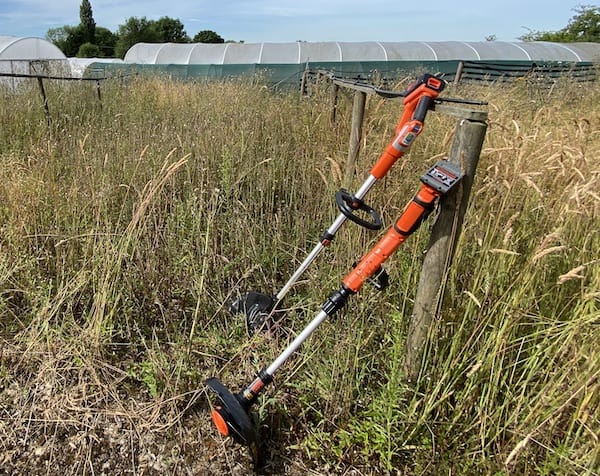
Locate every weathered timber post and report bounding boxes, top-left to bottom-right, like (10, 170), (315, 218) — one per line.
(343, 90), (367, 187)
(404, 108), (488, 382)
(300, 63), (310, 96)
(36, 76), (51, 126)
(455, 61), (465, 83)
(330, 83), (340, 125)
(96, 79), (103, 111)
(300, 69), (308, 96)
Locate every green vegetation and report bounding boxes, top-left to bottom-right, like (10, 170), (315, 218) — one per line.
(520, 5), (600, 42)
(113, 16), (190, 58)
(0, 75), (598, 474)
(79, 0), (96, 44)
(192, 30), (225, 44)
(46, 0), (226, 59)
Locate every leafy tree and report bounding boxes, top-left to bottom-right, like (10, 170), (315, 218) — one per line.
(94, 27), (118, 57)
(77, 42), (101, 58)
(154, 17), (190, 43)
(192, 30), (224, 43)
(80, 0), (96, 43)
(46, 24), (88, 57)
(46, 0), (106, 57)
(47, 3), (224, 59)
(46, 27), (70, 51)
(115, 16), (192, 58)
(520, 5), (599, 42)
(115, 17), (160, 58)
(562, 4), (600, 40)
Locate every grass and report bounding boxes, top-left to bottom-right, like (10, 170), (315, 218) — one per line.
(0, 73), (598, 475)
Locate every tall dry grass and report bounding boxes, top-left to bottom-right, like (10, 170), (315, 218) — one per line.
(0, 74), (598, 475)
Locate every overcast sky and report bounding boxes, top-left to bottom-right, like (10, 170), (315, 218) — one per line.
(0, 0), (586, 43)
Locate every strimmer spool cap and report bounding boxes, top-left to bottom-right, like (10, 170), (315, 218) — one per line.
(205, 377), (260, 462)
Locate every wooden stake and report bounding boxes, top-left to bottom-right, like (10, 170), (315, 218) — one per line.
(37, 77), (51, 126)
(404, 115), (488, 382)
(343, 90), (367, 187)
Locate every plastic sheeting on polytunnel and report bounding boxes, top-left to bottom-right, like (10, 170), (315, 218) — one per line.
(0, 36), (66, 60)
(124, 41), (600, 65)
(0, 36), (69, 86)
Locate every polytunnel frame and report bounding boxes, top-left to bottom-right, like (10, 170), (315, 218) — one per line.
(122, 41), (599, 65)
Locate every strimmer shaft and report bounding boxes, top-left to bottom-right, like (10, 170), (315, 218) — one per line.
(274, 75), (445, 302)
(247, 160), (463, 391)
(275, 176), (377, 301)
(206, 160), (464, 457)
(231, 75), (446, 335)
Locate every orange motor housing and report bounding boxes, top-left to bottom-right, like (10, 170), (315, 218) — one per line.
(370, 74), (445, 179)
(342, 184), (439, 293)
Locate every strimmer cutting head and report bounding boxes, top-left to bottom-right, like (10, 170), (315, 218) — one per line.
(229, 291), (279, 335)
(205, 377), (259, 462)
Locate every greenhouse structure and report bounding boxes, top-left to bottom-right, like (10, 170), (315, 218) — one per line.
(1, 36), (597, 86)
(0, 35), (66, 60)
(0, 36), (67, 73)
(0, 35), (70, 87)
(88, 40), (600, 85)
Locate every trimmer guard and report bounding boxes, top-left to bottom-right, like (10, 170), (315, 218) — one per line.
(229, 291), (278, 334)
(205, 377), (259, 462)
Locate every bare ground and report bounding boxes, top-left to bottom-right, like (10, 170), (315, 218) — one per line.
(0, 339), (384, 476)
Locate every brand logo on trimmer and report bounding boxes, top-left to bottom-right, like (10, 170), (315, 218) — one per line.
(393, 123), (422, 151)
(430, 168), (457, 187)
(402, 133), (416, 146)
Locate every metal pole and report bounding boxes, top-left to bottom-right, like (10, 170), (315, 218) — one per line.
(266, 310), (329, 375)
(275, 175), (377, 301)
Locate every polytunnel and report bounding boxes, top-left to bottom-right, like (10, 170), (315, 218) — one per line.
(0, 35), (66, 60)
(89, 41), (600, 85)
(123, 41), (600, 64)
(0, 36), (69, 86)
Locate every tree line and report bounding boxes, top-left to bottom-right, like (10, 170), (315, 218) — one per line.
(518, 5), (599, 42)
(47, 2), (599, 60)
(46, 0), (228, 59)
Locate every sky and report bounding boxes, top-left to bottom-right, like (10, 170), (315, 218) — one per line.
(0, 0), (588, 43)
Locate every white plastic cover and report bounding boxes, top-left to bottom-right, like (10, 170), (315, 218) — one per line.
(0, 36), (66, 60)
(124, 41), (600, 65)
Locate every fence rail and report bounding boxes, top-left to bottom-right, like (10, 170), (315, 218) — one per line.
(0, 71), (105, 81)
(0, 71), (112, 125)
(454, 60), (597, 83)
(300, 60), (598, 93)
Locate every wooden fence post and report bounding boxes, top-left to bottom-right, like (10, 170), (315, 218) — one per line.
(455, 61), (465, 83)
(96, 80), (103, 111)
(404, 112), (488, 382)
(330, 83), (339, 125)
(343, 90), (367, 187)
(36, 77), (51, 126)
(300, 63), (310, 96)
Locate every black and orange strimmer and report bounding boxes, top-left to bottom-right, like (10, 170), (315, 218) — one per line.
(207, 159), (464, 463)
(228, 73), (446, 334)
